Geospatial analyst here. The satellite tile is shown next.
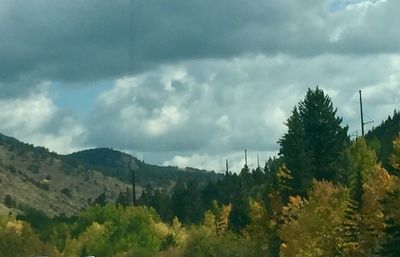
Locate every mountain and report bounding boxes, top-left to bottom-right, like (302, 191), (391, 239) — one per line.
(365, 110), (400, 171)
(0, 133), (221, 217)
(0, 133), (130, 217)
(63, 148), (221, 187)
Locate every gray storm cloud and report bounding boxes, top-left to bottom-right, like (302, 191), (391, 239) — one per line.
(1, 0), (399, 91)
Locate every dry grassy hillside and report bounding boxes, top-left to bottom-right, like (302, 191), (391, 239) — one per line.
(0, 135), (132, 217)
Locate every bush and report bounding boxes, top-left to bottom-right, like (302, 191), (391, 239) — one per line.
(0, 215), (59, 257)
(61, 188), (72, 198)
(4, 195), (16, 208)
(7, 165), (16, 174)
(182, 228), (254, 257)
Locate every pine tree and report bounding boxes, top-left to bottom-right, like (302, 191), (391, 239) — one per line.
(336, 139), (377, 257)
(379, 190), (400, 257)
(279, 87), (349, 188)
(299, 87), (349, 181)
(380, 217), (400, 257)
(389, 134), (400, 174)
(337, 198), (363, 256)
(203, 200), (232, 235)
(93, 191), (107, 207)
(275, 164), (293, 203)
(80, 246), (89, 257)
(116, 188), (131, 207)
(278, 107), (312, 195)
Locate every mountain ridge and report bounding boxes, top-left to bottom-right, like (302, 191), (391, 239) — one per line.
(0, 132), (221, 217)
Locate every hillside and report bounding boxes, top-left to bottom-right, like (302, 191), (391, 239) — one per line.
(0, 133), (131, 217)
(0, 133), (220, 217)
(365, 110), (400, 171)
(63, 148), (222, 187)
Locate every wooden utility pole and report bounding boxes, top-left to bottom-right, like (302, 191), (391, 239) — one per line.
(129, 158), (136, 206)
(257, 154), (260, 169)
(359, 90), (365, 137)
(359, 90), (374, 137)
(226, 159), (230, 202)
(245, 149), (248, 166)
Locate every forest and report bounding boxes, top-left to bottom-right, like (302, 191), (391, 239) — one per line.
(1, 87), (400, 257)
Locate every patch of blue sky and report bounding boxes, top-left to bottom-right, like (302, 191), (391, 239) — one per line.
(51, 81), (112, 114)
(329, 0), (364, 11)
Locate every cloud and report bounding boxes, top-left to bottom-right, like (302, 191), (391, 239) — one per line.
(163, 151), (277, 173)
(0, 83), (56, 133)
(0, 84), (87, 153)
(1, 0), (400, 91)
(1, 0), (400, 171)
(85, 53), (399, 163)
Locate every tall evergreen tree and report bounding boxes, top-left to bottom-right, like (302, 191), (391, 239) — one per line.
(275, 164), (293, 203)
(389, 134), (400, 174)
(298, 87), (349, 181)
(337, 139), (377, 257)
(278, 107), (312, 195)
(379, 189), (400, 256)
(380, 217), (400, 257)
(116, 188), (131, 207)
(279, 87), (349, 192)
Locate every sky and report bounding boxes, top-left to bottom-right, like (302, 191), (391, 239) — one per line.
(0, 0), (399, 172)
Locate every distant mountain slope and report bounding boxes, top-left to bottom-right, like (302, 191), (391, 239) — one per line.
(63, 148), (222, 187)
(0, 133), (130, 217)
(365, 110), (400, 170)
(0, 133), (221, 217)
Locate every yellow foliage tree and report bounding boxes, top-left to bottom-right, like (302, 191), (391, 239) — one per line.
(360, 165), (400, 255)
(243, 199), (271, 255)
(390, 135), (400, 171)
(279, 181), (348, 257)
(202, 200), (232, 235)
(0, 216), (59, 257)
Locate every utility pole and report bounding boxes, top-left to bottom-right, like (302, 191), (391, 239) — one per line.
(129, 158), (136, 206)
(257, 154), (260, 169)
(226, 159), (230, 202)
(245, 149), (248, 167)
(359, 90), (374, 137)
(359, 90), (365, 137)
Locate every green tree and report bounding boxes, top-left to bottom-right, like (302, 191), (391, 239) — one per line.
(64, 204), (164, 257)
(182, 228), (254, 257)
(243, 199), (270, 256)
(279, 87), (349, 188)
(116, 188), (131, 207)
(93, 191), (108, 207)
(380, 190), (400, 257)
(348, 138), (376, 206)
(278, 107), (312, 195)
(4, 194), (15, 208)
(203, 200), (232, 235)
(338, 198), (363, 256)
(389, 134), (400, 173)
(337, 139), (378, 257)
(275, 164), (293, 203)
(0, 216), (58, 257)
(380, 217), (400, 257)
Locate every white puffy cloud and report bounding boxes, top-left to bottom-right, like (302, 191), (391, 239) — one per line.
(0, 84), (87, 154)
(0, 83), (55, 133)
(163, 151), (277, 173)
(83, 52), (400, 171)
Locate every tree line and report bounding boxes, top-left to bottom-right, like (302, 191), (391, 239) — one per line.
(4, 87), (400, 257)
